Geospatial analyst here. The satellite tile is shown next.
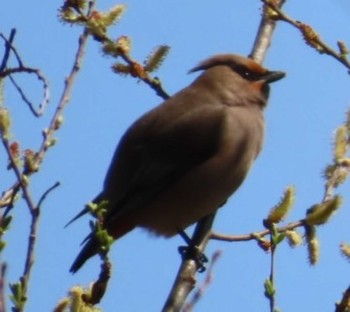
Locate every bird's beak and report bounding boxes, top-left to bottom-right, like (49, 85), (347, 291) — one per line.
(263, 71), (286, 84)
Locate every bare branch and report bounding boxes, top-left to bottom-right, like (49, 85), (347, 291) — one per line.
(182, 250), (222, 312)
(262, 0), (350, 71)
(210, 220), (303, 243)
(0, 33), (50, 117)
(0, 29), (17, 72)
(250, 0), (286, 63)
(37, 182), (60, 210)
(162, 215), (215, 312)
(33, 28), (90, 170)
(0, 11), (92, 310)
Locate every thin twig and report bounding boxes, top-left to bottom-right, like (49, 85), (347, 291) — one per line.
(268, 234), (276, 312)
(0, 137), (37, 312)
(0, 35), (50, 117)
(0, 263), (6, 312)
(37, 181), (60, 210)
(0, 13), (92, 311)
(119, 53), (170, 100)
(33, 27), (90, 169)
(0, 31), (23, 68)
(0, 29), (16, 72)
(210, 220), (303, 243)
(0, 138), (36, 214)
(262, 0), (350, 71)
(9, 72), (50, 117)
(15, 24), (91, 312)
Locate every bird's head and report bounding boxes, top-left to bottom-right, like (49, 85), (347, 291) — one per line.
(189, 54), (285, 101)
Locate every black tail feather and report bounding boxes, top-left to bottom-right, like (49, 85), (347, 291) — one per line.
(65, 207), (90, 228)
(70, 234), (99, 273)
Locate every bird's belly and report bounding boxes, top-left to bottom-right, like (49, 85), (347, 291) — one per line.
(135, 148), (253, 237)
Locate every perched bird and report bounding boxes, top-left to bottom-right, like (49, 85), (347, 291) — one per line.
(69, 54), (285, 273)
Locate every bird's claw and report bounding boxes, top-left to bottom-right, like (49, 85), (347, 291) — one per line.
(178, 245), (208, 273)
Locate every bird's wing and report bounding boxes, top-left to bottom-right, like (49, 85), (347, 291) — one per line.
(102, 90), (227, 219)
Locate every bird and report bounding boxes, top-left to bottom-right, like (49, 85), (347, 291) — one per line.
(68, 53), (285, 273)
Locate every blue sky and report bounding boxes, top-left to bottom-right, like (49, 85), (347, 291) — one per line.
(1, 0), (350, 311)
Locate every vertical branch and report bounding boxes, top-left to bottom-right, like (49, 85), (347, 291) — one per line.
(250, 0), (286, 64)
(0, 7), (94, 309)
(268, 238), (276, 312)
(15, 28), (91, 311)
(162, 215), (214, 312)
(33, 27), (90, 169)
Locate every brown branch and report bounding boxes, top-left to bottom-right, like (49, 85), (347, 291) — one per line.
(162, 215), (215, 312)
(118, 53), (170, 100)
(0, 137), (47, 312)
(0, 138), (36, 215)
(8, 72), (50, 117)
(262, 0), (350, 71)
(33, 28), (90, 170)
(37, 181), (60, 210)
(250, 0), (286, 63)
(0, 35), (50, 117)
(210, 220), (303, 243)
(0, 29), (17, 72)
(17, 24), (91, 312)
(0, 31), (23, 68)
(0, 12), (92, 310)
(182, 250), (222, 312)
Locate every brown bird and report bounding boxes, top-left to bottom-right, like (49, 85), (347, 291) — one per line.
(69, 54), (285, 273)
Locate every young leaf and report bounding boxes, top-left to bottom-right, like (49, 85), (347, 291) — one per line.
(144, 45), (170, 73)
(266, 186), (295, 224)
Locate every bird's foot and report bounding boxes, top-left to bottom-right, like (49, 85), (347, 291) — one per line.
(178, 245), (208, 273)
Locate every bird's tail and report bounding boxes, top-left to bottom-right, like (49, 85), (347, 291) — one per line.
(70, 215), (136, 273)
(70, 234), (98, 273)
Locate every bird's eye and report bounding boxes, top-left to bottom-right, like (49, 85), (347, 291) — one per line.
(237, 68), (254, 79)
(235, 66), (260, 81)
(242, 70), (252, 78)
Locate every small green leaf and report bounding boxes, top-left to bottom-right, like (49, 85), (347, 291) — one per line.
(10, 282), (25, 309)
(272, 233), (285, 246)
(264, 278), (275, 298)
